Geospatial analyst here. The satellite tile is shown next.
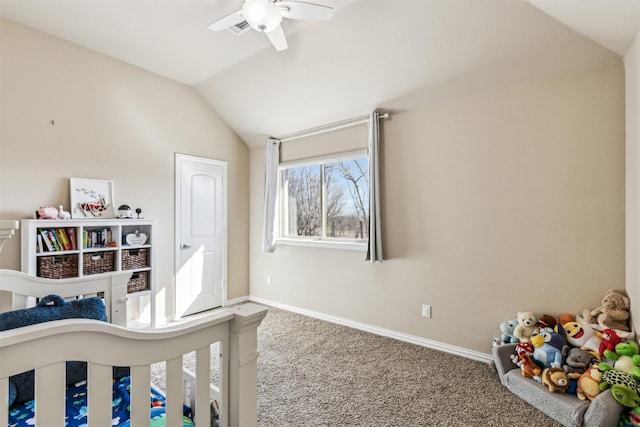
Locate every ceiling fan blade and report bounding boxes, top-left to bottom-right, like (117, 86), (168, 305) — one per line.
(208, 10), (245, 31)
(266, 25), (288, 51)
(278, 1), (333, 21)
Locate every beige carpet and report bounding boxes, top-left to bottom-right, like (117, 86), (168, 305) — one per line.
(153, 305), (561, 426)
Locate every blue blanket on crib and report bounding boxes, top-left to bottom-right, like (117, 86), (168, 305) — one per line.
(8, 375), (195, 427)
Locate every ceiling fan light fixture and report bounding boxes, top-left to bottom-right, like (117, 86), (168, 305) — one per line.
(242, 0), (283, 33)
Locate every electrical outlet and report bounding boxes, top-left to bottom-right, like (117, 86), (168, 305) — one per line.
(422, 304), (431, 318)
(266, 276), (272, 286)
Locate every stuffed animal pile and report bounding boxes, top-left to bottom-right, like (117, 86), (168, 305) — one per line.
(493, 290), (639, 425)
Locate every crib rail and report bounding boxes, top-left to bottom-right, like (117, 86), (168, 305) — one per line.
(0, 269), (130, 325)
(1, 303), (267, 427)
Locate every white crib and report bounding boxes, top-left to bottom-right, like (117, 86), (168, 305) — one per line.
(0, 269), (266, 427)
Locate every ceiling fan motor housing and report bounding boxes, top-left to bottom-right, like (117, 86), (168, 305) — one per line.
(243, 0), (283, 33)
(209, 0), (333, 51)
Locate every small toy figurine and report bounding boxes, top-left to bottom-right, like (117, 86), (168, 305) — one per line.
(58, 205), (71, 220)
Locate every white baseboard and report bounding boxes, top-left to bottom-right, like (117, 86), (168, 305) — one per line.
(249, 296), (493, 364)
(225, 295), (250, 306)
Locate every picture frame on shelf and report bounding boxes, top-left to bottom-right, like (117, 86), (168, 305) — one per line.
(70, 178), (116, 219)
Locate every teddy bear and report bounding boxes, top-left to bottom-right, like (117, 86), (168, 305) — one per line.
(582, 289), (631, 331)
(513, 311), (537, 343)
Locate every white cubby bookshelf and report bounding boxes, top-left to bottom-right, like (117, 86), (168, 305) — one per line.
(21, 218), (156, 325)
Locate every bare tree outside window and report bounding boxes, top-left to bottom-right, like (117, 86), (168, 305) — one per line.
(281, 155), (368, 241)
(285, 166), (322, 237)
(324, 164), (345, 236)
(327, 159), (368, 239)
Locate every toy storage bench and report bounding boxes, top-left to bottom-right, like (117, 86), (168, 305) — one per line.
(492, 343), (625, 427)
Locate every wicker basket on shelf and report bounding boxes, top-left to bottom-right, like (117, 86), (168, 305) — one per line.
(82, 251), (115, 275)
(122, 248), (148, 270)
(127, 271), (149, 293)
(38, 255), (79, 279)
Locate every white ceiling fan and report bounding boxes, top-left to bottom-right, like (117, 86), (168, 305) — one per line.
(208, 0), (333, 52)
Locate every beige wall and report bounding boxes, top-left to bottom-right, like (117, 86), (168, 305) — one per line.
(626, 30), (640, 334)
(0, 19), (250, 321)
(0, 16), (631, 356)
(250, 63), (626, 355)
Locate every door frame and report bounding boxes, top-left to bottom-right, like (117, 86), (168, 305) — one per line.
(174, 153), (228, 319)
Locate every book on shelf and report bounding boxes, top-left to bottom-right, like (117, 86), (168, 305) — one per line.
(66, 227), (77, 250)
(92, 230), (101, 247)
(55, 228), (72, 251)
(39, 229), (54, 251)
(38, 228), (78, 252)
(37, 234), (43, 253)
(46, 230), (62, 251)
(91, 229), (100, 247)
(87, 228), (112, 248)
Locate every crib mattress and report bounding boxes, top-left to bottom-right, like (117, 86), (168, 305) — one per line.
(8, 375), (195, 427)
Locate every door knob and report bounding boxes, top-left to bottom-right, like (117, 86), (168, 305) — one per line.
(181, 244), (192, 249)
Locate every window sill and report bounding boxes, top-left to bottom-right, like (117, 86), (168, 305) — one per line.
(275, 238), (367, 252)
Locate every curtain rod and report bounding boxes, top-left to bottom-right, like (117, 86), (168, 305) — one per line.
(276, 112), (390, 143)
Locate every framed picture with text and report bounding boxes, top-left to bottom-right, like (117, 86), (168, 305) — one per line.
(70, 178), (116, 219)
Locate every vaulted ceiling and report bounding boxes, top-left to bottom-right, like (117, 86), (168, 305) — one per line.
(1, 0), (639, 147)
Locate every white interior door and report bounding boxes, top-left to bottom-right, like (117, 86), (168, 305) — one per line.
(175, 154), (227, 318)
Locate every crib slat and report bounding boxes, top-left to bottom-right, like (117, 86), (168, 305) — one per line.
(0, 377), (8, 426)
(166, 356), (183, 426)
(88, 363), (112, 426)
(35, 362), (66, 427)
(130, 365), (151, 427)
(219, 337), (229, 427)
(195, 346), (211, 426)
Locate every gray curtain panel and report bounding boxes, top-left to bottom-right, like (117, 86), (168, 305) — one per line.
(366, 111), (383, 262)
(262, 138), (280, 252)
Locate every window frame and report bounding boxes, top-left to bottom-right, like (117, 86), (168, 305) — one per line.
(276, 149), (368, 251)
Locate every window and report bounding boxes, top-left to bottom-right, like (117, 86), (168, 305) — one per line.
(278, 150), (368, 248)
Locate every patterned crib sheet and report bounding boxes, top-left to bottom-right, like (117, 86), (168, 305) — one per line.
(8, 375), (195, 427)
